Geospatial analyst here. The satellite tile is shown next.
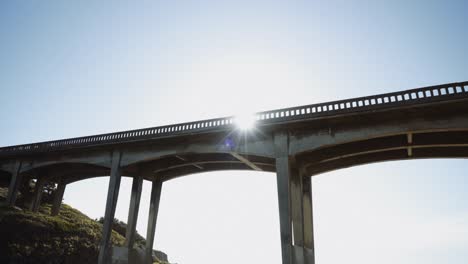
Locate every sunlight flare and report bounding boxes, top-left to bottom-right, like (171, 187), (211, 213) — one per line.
(234, 113), (257, 131)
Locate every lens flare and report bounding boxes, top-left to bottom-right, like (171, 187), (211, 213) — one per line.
(234, 113), (256, 130)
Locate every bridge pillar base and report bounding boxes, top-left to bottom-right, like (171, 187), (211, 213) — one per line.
(292, 246), (315, 264)
(110, 246), (146, 264)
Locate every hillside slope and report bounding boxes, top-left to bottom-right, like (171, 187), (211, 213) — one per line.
(0, 188), (167, 264)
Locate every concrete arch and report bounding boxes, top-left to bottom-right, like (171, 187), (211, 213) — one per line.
(64, 174), (140, 185)
(52, 151), (276, 185)
(19, 162), (111, 182)
(306, 151), (468, 177)
(18, 151), (113, 174)
(119, 133), (275, 168)
(297, 130), (468, 176)
(122, 151), (275, 181)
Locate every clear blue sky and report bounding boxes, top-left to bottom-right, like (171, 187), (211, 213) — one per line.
(1, 1), (467, 264)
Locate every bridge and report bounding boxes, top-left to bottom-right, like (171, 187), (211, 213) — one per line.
(1, 81), (467, 264)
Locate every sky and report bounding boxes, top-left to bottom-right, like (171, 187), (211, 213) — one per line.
(1, 1), (468, 263)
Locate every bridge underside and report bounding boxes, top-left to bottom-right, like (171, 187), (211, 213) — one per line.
(0, 82), (467, 264)
(300, 130), (468, 175)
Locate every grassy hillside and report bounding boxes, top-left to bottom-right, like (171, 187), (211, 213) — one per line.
(0, 188), (167, 264)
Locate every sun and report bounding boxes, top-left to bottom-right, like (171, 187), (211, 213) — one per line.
(234, 113), (257, 131)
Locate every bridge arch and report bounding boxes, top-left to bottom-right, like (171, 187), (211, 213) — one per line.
(19, 162), (111, 182)
(297, 130), (468, 176)
(123, 152), (275, 182)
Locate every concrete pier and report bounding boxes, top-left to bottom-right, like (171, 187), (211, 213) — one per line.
(275, 132), (315, 264)
(6, 161), (22, 207)
(145, 179), (163, 264)
(125, 176), (143, 249)
(51, 182), (66, 216)
(30, 177), (46, 212)
(98, 151), (123, 264)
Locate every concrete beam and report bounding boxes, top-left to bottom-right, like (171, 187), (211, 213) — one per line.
(6, 161), (22, 206)
(51, 182), (66, 216)
(125, 176), (143, 249)
(20, 151), (113, 174)
(230, 152), (263, 171)
(98, 151), (122, 264)
(407, 133), (413, 157)
(146, 178), (163, 264)
(175, 155), (204, 170)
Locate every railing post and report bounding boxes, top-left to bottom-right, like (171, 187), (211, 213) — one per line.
(145, 178), (163, 264)
(6, 161), (22, 207)
(124, 175), (143, 249)
(98, 150), (123, 264)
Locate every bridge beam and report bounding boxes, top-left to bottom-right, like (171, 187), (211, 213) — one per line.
(51, 182), (66, 216)
(30, 177), (47, 212)
(230, 152), (263, 171)
(6, 161), (22, 207)
(124, 176), (143, 249)
(275, 132), (315, 264)
(98, 151), (122, 264)
(145, 178), (163, 264)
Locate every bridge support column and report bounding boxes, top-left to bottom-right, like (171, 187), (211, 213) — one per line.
(145, 178), (163, 264)
(301, 176), (315, 263)
(6, 161), (22, 207)
(124, 176), (143, 249)
(30, 177), (47, 212)
(275, 133), (315, 264)
(51, 182), (66, 216)
(98, 151), (122, 264)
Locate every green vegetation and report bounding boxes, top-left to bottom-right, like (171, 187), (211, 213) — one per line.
(0, 188), (167, 264)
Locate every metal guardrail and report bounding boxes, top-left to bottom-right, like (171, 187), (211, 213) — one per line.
(0, 81), (467, 156)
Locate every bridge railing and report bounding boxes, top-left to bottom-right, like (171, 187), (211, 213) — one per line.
(0, 81), (467, 156)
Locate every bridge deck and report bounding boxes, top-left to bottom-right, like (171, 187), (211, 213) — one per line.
(0, 81), (467, 157)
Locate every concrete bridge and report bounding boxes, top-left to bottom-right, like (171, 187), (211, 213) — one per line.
(1, 81), (468, 264)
